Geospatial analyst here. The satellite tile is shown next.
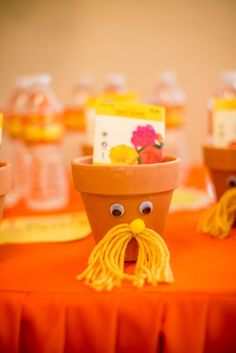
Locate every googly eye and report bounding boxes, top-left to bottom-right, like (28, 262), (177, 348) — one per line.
(139, 201), (153, 215)
(227, 175), (236, 187)
(110, 203), (125, 217)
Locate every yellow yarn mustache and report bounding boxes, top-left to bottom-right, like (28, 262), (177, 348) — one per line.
(77, 219), (173, 291)
(198, 187), (236, 238)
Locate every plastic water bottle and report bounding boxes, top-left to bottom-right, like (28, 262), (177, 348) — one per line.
(70, 74), (94, 107)
(103, 73), (127, 93)
(3, 76), (32, 207)
(63, 74), (94, 162)
(149, 71), (188, 182)
(215, 71), (236, 99)
(207, 71), (236, 143)
(23, 74), (68, 211)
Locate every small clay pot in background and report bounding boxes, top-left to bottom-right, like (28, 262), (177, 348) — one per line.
(203, 146), (236, 200)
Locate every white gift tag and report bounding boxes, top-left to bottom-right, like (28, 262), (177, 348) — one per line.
(93, 101), (165, 165)
(212, 99), (236, 148)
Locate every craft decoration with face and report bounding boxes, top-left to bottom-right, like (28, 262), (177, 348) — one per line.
(72, 155), (180, 291)
(77, 194), (174, 291)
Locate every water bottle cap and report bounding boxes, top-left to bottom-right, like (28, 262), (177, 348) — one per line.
(14, 76), (33, 89)
(158, 71), (177, 84)
(28, 74), (62, 112)
(153, 71), (186, 104)
(76, 73), (93, 86)
(221, 71), (236, 85)
(106, 73), (126, 88)
(30, 74), (52, 86)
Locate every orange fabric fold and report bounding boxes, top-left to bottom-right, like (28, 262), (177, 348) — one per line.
(1, 291), (236, 353)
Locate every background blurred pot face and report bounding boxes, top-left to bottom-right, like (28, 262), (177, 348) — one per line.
(208, 170), (236, 200)
(0, 162), (11, 221)
(203, 146), (236, 200)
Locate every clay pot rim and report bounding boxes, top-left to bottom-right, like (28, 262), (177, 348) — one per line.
(72, 155), (180, 170)
(0, 161), (11, 196)
(203, 145), (236, 171)
(72, 155), (180, 195)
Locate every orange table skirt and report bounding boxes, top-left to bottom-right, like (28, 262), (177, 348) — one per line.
(0, 167), (236, 353)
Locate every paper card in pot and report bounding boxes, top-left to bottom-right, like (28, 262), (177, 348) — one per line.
(93, 101), (165, 165)
(212, 98), (236, 148)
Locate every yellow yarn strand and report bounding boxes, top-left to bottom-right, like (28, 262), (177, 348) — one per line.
(137, 229), (174, 284)
(198, 187), (236, 238)
(77, 223), (173, 291)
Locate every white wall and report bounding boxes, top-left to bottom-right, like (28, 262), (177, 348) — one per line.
(1, 0), (236, 162)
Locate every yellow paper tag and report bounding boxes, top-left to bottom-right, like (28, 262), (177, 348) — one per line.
(0, 212), (91, 244)
(96, 100), (165, 122)
(99, 91), (139, 103)
(214, 98), (236, 110)
(170, 187), (211, 212)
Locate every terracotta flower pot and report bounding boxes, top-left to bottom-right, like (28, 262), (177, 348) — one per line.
(72, 155), (180, 261)
(0, 162), (11, 221)
(203, 146), (236, 200)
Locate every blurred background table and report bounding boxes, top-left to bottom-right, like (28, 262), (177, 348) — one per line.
(0, 167), (236, 353)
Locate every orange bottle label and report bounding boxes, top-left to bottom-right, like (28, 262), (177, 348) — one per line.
(63, 108), (86, 131)
(7, 114), (23, 138)
(165, 105), (185, 128)
(23, 114), (64, 143)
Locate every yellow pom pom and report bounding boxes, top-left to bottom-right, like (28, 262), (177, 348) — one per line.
(130, 218), (145, 234)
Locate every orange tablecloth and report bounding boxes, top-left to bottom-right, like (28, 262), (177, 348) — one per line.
(0, 167), (236, 353)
